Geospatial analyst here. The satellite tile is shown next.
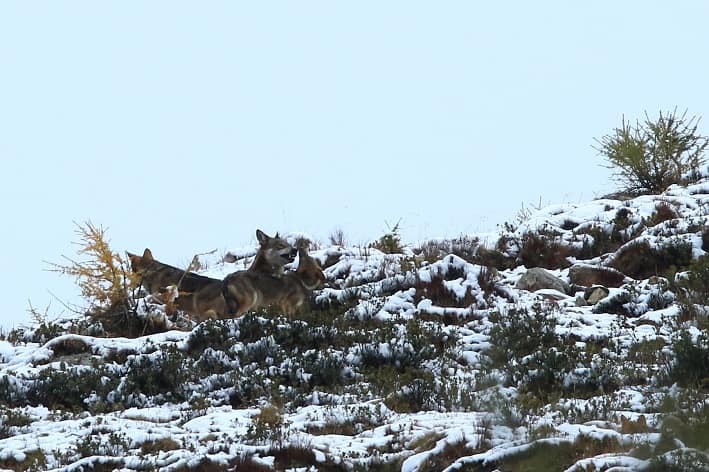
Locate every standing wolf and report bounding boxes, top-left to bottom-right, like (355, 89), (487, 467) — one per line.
(247, 229), (298, 276)
(128, 230), (296, 321)
(222, 245), (326, 319)
(127, 248), (216, 298)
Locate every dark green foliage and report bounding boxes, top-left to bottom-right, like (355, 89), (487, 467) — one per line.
(383, 371), (438, 412)
(486, 306), (617, 400)
(121, 345), (191, 402)
(677, 256), (709, 319)
(304, 351), (345, 387)
(234, 312), (272, 343)
(594, 109), (708, 194)
(26, 366), (117, 412)
(667, 330), (709, 389)
(644, 449), (709, 472)
(494, 435), (622, 472)
(372, 221), (404, 254)
(187, 319), (234, 354)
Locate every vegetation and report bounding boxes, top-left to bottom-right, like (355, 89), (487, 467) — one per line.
(46, 221), (138, 312)
(1, 150), (708, 470)
(594, 109), (708, 194)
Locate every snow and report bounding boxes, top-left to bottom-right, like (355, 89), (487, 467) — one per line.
(0, 177), (708, 470)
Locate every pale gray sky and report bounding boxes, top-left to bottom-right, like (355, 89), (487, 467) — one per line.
(2, 2), (708, 328)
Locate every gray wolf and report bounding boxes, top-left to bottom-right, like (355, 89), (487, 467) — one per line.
(127, 248), (216, 298)
(128, 229), (295, 321)
(248, 229), (297, 275)
(222, 245), (326, 319)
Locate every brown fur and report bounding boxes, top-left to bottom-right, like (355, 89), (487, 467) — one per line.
(249, 229), (297, 276)
(127, 248), (216, 298)
(128, 230), (295, 322)
(174, 278), (227, 321)
(222, 246), (326, 319)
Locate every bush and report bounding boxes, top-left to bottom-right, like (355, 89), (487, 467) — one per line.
(594, 109), (708, 195)
(609, 239), (693, 279)
(667, 330), (709, 389)
(485, 306), (615, 400)
(677, 256), (709, 321)
(372, 221), (403, 254)
(516, 230), (577, 270)
(26, 365), (118, 412)
(47, 221), (139, 312)
(121, 345), (191, 403)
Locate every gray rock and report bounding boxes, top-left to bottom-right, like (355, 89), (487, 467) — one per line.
(515, 267), (570, 294)
(585, 286), (610, 304)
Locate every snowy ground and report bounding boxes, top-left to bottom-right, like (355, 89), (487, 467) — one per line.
(1, 178), (708, 471)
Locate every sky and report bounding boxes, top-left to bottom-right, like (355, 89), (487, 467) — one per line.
(1, 2), (708, 329)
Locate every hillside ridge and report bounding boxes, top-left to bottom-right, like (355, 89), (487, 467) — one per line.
(1, 177), (708, 471)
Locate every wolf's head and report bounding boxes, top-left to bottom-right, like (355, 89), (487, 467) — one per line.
(295, 246), (326, 290)
(255, 229), (296, 269)
(127, 248), (154, 274)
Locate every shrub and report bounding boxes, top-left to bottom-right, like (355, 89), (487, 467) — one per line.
(677, 255), (709, 322)
(485, 306), (609, 400)
(516, 231), (577, 270)
(667, 330), (709, 389)
(246, 404), (289, 445)
(594, 109), (708, 195)
(372, 221), (404, 254)
(121, 345), (191, 403)
(609, 239), (693, 279)
(304, 351), (345, 388)
(26, 365), (117, 412)
(47, 221), (138, 312)
(329, 227), (347, 247)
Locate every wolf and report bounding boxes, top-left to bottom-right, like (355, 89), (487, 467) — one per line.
(173, 278), (226, 322)
(127, 248), (222, 296)
(222, 245), (326, 319)
(127, 248), (217, 298)
(128, 230), (295, 321)
(247, 229), (298, 275)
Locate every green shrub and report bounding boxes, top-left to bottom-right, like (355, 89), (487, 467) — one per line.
(667, 330), (709, 389)
(26, 366), (117, 412)
(372, 221), (404, 254)
(121, 345), (191, 403)
(304, 351), (345, 388)
(187, 319), (235, 354)
(594, 109), (708, 195)
(486, 306), (615, 400)
(677, 255), (709, 322)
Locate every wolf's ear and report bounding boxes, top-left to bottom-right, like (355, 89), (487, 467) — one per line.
(256, 229), (269, 244)
(143, 248), (153, 260)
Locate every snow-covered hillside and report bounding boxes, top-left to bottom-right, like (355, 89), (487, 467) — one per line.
(1, 177), (708, 471)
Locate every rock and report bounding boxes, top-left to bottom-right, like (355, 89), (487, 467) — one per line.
(575, 295), (588, 306)
(569, 264), (625, 288)
(516, 267), (570, 294)
(585, 286), (610, 304)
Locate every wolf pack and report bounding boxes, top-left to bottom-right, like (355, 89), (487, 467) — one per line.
(127, 230), (326, 323)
